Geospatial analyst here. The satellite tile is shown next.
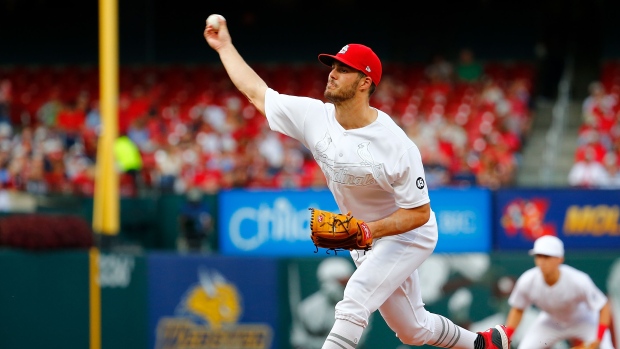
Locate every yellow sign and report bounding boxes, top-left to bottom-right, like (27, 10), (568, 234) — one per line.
(563, 205), (620, 236)
(155, 269), (272, 349)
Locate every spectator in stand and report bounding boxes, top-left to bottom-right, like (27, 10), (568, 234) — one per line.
(404, 112), (442, 165)
(25, 154), (48, 195)
(568, 147), (609, 188)
(154, 143), (183, 192)
(257, 125), (285, 175)
(202, 102), (228, 133)
(456, 48), (484, 83)
(499, 79), (532, 144)
(64, 142), (95, 196)
(582, 82), (616, 123)
(437, 113), (468, 165)
(118, 85), (151, 136)
(0, 123), (13, 146)
(0, 59), (537, 194)
(37, 87), (62, 128)
(65, 143), (88, 178)
(575, 129), (608, 163)
(245, 145), (275, 188)
(476, 151), (503, 190)
(576, 114), (601, 147)
(230, 161), (250, 188)
(425, 53), (455, 83)
(582, 82), (617, 150)
(40, 138), (67, 193)
(424, 163), (451, 189)
(273, 139), (305, 188)
(490, 133), (519, 187)
(480, 79), (505, 109)
(0, 145), (11, 189)
(114, 134), (143, 196)
(84, 100), (101, 134)
(450, 151), (477, 186)
(7, 145), (26, 191)
(178, 187), (214, 253)
(69, 158), (95, 196)
(601, 152), (620, 189)
(127, 116), (151, 151)
(0, 79), (12, 124)
(56, 93), (88, 149)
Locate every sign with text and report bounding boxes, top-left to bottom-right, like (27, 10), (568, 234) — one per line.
(431, 188), (492, 253)
(495, 188), (620, 251)
(218, 188), (492, 256)
(147, 254), (279, 349)
(218, 189), (338, 256)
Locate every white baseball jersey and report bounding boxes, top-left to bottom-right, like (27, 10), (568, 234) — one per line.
(265, 88), (451, 346)
(509, 264), (614, 349)
(264, 88), (430, 222)
(509, 264), (607, 325)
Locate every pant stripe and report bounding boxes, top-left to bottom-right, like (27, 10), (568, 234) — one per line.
(327, 333), (357, 348)
(432, 315), (449, 346)
(446, 321), (461, 348)
(325, 339), (348, 349)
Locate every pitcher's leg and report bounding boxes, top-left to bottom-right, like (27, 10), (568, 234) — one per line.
(334, 231), (436, 327)
(321, 319), (364, 349)
(379, 269), (478, 348)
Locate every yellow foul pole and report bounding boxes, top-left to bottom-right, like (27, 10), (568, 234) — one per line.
(92, 0), (119, 348)
(94, 0), (119, 237)
(93, 0), (119, 235)
(89, 247), (102, 349)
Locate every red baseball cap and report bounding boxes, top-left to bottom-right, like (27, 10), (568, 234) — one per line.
(318, 44), (382, 86)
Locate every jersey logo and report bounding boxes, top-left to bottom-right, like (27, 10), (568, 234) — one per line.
(314, 135), (383, 186)
(416, 177), (425, 189)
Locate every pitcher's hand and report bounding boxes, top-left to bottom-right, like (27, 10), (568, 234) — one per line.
(203, 14), (231, 52)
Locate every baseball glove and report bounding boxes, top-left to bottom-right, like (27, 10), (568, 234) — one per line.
(309, 208), (373, 252)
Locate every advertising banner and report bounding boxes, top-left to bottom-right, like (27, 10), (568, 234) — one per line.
(147, 253), (279, 349)
(218, 189), (339, 256)
(495, 188), (620, 250)
(431, 188), (492, 253)
(218, 188), (491, 256)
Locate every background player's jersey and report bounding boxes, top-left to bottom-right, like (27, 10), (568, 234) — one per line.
(508, 264), (608, 325)
(265, 88), (430, 223)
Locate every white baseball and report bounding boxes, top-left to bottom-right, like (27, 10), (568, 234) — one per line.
(206, 14), (224, 30)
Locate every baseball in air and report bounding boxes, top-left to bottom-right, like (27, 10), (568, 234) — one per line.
(206, 14), (224, 30)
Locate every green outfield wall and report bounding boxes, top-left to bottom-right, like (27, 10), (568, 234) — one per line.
(0, 250), (617, 349)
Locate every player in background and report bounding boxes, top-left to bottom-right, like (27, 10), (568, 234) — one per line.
(504, 235), (615, 349)
(290, 258), (372, 349)
(204, 15), (510, 349)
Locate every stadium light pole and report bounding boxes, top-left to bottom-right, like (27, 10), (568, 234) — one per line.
(92, 0), (120, 347)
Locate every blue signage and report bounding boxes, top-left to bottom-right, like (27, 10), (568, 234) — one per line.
(218, 189), (338, 256)
(495, 188), (620, 251)
(218, 188), (491, 256)
(147, 253), (279, 349)
(431, 188), (492, 253)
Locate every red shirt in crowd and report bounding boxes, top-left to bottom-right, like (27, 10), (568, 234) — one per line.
(56, 107), (86, 133)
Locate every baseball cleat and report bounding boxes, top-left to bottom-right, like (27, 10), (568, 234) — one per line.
(477, 325), (510, 349)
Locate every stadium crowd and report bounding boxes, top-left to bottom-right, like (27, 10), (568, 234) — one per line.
(0, 49), (535, 197)
(568, 61), (620, 188)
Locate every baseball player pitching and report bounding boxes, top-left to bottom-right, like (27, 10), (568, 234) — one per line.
(505, 235), (615, 349)
(204, 15), (510, 349)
